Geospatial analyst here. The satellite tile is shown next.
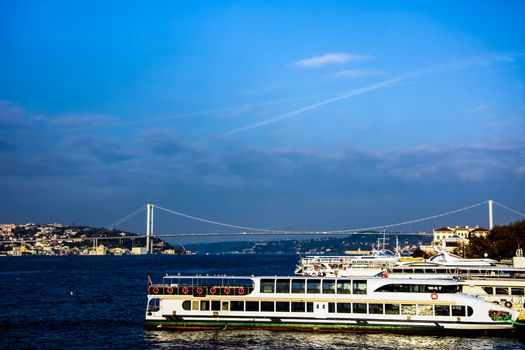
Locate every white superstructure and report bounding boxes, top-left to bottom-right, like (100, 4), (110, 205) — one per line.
(145, 275), (518, 334)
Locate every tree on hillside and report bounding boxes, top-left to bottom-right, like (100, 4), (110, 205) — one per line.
(465, 220), (525, 260)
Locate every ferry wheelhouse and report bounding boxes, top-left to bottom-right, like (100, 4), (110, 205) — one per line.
(145, 275), (518, 334)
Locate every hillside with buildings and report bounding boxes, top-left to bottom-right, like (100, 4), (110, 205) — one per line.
(3, 220), (522, 258)
(0, 223), (190, 256)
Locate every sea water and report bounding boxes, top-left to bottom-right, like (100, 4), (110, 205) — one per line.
(1, 255), (523, 349)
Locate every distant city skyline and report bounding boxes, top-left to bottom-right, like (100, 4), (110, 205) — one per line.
(1, 1), (524, 243)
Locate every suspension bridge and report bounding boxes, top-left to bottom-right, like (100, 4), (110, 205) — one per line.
(89, 199), (524, 253)
(3, 199), (523, 250)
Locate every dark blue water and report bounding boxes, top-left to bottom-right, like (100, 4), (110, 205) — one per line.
(1, 255), (524, 349)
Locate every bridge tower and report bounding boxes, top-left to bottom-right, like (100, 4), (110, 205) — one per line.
(146, 204), (154, 254)
(488, 199), (494, 230)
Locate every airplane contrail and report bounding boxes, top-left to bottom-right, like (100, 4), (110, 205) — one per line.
(219, 76), (407, 138)
(215, 54), (516, 139)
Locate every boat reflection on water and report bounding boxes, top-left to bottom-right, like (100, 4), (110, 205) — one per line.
(144, 329), (524, 350)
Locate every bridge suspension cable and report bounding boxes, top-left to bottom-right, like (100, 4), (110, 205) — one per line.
(93, 205), (146, 237)
(154, 205), (285, 233)
(335, 200), (488, 233)
(153, 200), (489, 236)
(493, 201), (525, 218)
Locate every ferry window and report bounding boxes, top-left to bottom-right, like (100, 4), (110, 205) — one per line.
(409, 285), (422, 293)
(511, 288), (525, 296)
(436, 269), (446, 274)
(482, 287), (494, 295)
(291, 302), (305, 312)
(337, 280), (352, 294)
(328, 302), (335, 313)
(221, 301), (229, 311)
(414, 269), (424, 274)
(401, 304), (416, 315)
(375, 284), (401, 293)
(352, 303), (367, 314)
(276, 279), (290, 293)
(307, 302), (314, 312)
(418, 305), (433, 316)
(291, 279), (305, 293)
(467, 306), (473, 317)
(369, 303), (383, 314)
(276, 302), (290, 312)
(200, 300), (210, 311)
(385, 304), (399, 315)
(337, 302), (351, 313)
(434, 305), (449, 316)
(451, 305), (465, 317)
(261, 301), (274, 312)
(246, 301), (259, 311)
(192, 301), (199, 311)
(437, 285), (460, 293)
(182, 300), (191, 311)
(230, 301), (244, 311)
(261, 279), (275, 293)
(496, 287), (509, 295)
(353, 280), (367, 295)
(211, 300), (221, 311)
(147, 298), (160, 313)
(323, 280), (336, 294)
(307, 279), (321, 294)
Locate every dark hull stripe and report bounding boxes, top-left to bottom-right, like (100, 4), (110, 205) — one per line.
(145, 320), (516, 335)
(160, 314), (511, 326)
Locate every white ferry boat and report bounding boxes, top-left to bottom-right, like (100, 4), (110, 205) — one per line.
(145, 275), (518, 334)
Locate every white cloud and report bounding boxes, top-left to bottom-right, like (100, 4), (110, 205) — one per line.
(295, 53), (373, 67)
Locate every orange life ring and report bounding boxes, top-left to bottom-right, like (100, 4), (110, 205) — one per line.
(210, 287), (217, 295)
(431, 292), (438, 300)
(224, 287), (231, 295)
(182, 286), (189, 294)
(196, 287), (204, 295)
(152, 287), (159, 295)
(238, 287), (245, 295)
(167, 287), (174, 294)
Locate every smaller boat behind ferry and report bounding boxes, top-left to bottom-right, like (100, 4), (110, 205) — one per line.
(145, 274), (518, 334)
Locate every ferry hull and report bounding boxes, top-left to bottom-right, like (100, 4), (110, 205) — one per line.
(145, 319), (515, 336)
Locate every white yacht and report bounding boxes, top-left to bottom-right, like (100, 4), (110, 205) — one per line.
(295, 248), (525, 315)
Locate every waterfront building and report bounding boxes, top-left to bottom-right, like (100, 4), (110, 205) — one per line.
(430, 226), (489, 253)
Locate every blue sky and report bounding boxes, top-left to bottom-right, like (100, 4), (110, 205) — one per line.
(1, 1), (524, 243)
